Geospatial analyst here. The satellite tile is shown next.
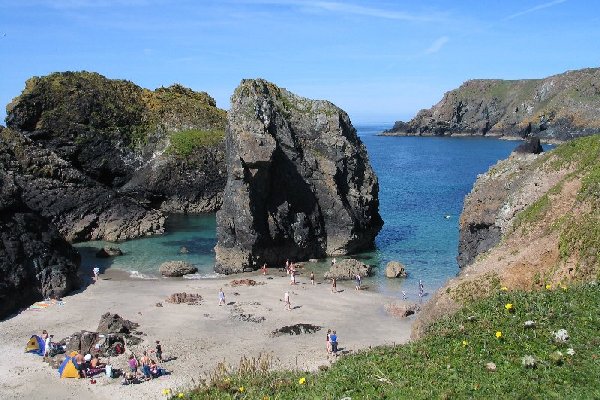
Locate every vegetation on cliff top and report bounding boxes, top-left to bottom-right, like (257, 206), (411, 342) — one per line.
(6, 71), (227, 148)
(177, 283), (600, 399)
(166, 129), (225, 156)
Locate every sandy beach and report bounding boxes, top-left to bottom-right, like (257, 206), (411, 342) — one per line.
(0, 269), (413, 400)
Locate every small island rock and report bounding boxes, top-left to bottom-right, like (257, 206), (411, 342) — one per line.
(159, 261), (198, 277)
(95, 246), (123, 258)
(385, 261), (408, 278)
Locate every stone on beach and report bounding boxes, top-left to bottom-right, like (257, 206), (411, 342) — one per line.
(324, 258), (372, 280)
(95, 246), (123, 258)
(159, 261), (198, 277)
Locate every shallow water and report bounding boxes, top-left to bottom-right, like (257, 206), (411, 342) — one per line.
(75, 124), (545, 300)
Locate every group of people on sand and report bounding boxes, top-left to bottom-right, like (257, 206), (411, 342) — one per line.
(123, 341), (165, 384)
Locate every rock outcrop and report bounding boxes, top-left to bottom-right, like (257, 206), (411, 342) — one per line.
(385, 68), (600, 141)
(5, 71), (227, 241)
(385, 261), (407, 278)
(159, 261), (198, 277)
(215, 79), (383, 273)
(0, 133), (81, 320)
(324, 258), (372, 280)
(414, 135), (600, 338)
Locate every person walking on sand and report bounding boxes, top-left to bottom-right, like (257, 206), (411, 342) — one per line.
(310, 271), (315, 285)
(154, 340), (162, 362)
(284, 291), (291, 311)
(262, 263), (267, 275)
(331, 277), (337, 293)
(290, 269), (296, 285)
(93, 266), (100, 283)
(286, 259), (290, 274)
(218, 288), (226, 306)
(355, 274), (361, 291)
(326, 329), (332, 354)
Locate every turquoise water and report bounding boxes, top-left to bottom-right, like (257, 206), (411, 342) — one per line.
(75, 124), (544, 299)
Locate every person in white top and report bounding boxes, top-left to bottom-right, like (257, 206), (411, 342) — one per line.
(93, 267), (100, 282)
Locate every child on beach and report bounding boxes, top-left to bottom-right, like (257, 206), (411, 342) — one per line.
(128, 354), (138, 373)
(330, 330), (338, 356)
(310, 271), (315, 285)
(218, 288), (225, 306)
(355, 274), (361, 290)
(326, 329), (332, 354)
(93, 266), (100, 282)
(155, 340), (162, 362)
(331, 277), (337, 293)
(284, 291), (291, 311)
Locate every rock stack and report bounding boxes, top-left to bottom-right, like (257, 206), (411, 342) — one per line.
(215, 79), (383, 273)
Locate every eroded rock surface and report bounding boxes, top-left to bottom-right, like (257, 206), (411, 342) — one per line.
(324, 258), (372, 280)
(215, 79), (382, 273)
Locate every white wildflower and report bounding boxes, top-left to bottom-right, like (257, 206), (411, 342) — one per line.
(521, 355), (536, 368)
(553, 329), (569, 343)
(524, 320), (536, 328)
(566, 348), (575, 356)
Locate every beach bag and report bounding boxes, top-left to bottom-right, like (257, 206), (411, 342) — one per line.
(105, 364), (113, 378)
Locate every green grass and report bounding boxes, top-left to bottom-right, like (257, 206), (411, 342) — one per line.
(166, 129), (224, 156)
(176, 284), (600, 400)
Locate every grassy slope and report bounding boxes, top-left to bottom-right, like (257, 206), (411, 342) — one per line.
(181, 284), (600, 400)
(176, 136), (600, 399)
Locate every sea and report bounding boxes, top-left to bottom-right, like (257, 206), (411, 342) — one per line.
(75, 124), (549, 300)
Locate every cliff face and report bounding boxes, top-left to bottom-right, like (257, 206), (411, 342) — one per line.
(0, 130), (80, 319)
(5, 71), (227, 240)
(386, 68), (600, 141)
(413, 135), (600, 338)
(215, 79), (383, 273)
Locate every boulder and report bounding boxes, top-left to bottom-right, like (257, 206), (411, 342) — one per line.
(95, 246), (123, 258)
(97, 312), (139, 334)
(63, 331), (100, 355)
(385, 261), (407, 278)
(215, 79), (383, 273)
(384, 303), (420, 318)
(513, 137), (543, 154)
(159, 261), (198, 277)
(165, 293), (202, 304)
(324, 258), (372, 280)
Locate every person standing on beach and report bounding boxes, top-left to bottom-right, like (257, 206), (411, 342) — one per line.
(331, 277), (337, 293)
(284, 291), (291, 310)
(310, 271), (315, 285)
(290, 269), (296, 285)
(93, 266), (100, 283)
(261, 263), (267, 275)
(218, 288), (226, 306)
(355, 274), (361, 291)
(330, 330), (338, 356)
(419, 280), (424, 298)
(326, 329), (332, 354)
(286, 259), (290, 274)
(155, 341), (162, 362)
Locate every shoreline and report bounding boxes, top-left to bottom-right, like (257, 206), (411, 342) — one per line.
(0, 268), (414, 400)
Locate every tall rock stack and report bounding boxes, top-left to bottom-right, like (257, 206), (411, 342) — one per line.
(215, 79), (383, 274)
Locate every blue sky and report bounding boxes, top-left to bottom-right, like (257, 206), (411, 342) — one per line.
(0, 0), (598, 124)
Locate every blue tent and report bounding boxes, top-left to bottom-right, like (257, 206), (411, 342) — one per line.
(25, 335), (45, 356)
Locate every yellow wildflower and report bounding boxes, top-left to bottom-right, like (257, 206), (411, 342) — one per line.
(239, 386), (245, 393)
(505, 303), (513, 310)
(263, 396), (270, 400)
(178, 394), (184, 399)
(299, 377), (306, 385)
(561, 285), (568, 291)
(545, 284), (552, 290)
(495, 331), (502, 339)
(162, 388), (171, 395)
(500, 286), (508, 291)
(462, 340), (468, 347)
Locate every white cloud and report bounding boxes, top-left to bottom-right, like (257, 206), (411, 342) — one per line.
(423, 36), (449, 55)
(505, 0), (567, 20)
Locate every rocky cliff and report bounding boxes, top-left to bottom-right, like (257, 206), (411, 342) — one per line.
(0, 128), (81, 319)
(215, 79), (383, 273)
(5, 71), (227, 240)
(413, 134), (600, 338)
(386, 68), (600, 141)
